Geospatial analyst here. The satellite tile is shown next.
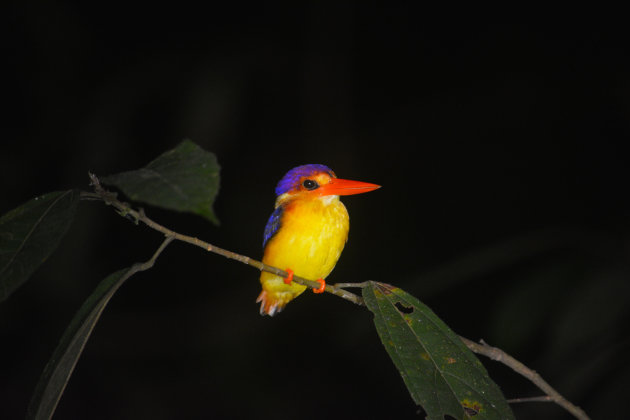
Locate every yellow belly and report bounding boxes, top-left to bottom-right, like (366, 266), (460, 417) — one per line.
(258, 196), (349, 314)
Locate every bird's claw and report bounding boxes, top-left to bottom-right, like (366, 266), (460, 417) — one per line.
(283, 269), (294, 285)
(312, 278), (326, 294)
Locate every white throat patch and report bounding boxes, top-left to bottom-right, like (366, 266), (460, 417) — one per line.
(320, 195), (340, 206)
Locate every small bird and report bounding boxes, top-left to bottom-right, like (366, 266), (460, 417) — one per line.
(257, 164), (380, 315)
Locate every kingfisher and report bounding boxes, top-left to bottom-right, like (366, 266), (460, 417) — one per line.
(257, 164), (380, 315)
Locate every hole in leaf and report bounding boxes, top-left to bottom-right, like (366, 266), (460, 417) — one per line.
(463, 407), (479, 416)
(395, 301), (414, 314)
(461, 399), (483, 416)
(416, 407), (427, 417)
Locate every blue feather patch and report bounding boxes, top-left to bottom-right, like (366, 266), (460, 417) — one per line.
(263, 206), (284, 248)
(275, 164), (334, 196)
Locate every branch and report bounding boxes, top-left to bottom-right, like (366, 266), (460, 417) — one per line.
(83, 173), (364, 306)
(85, 173), (589, 420)
(459, 337), (590, 420)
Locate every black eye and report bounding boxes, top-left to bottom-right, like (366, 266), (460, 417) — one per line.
(302, 179), (319, 190)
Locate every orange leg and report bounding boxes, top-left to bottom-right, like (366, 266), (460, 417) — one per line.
(312, 278), (326, 294)
(283, 268), (294, 285)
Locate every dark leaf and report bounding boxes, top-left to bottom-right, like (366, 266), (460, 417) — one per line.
(101, 140), (220, 224)
(0, 190), (79, 301)
(27, 268), (129, 420)
(363, 281), (514, 420)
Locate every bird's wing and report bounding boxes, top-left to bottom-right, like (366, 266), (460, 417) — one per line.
(262, 205), (284, 248)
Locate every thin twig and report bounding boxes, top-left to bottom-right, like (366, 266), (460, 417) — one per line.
(84, 174), (364, 306)
(332, 282), (370, 289)
(459, 337), (590, 420)
(507, 396), (553, 404)
(129, 236), (174, 275)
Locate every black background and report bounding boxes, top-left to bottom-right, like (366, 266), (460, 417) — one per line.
(3, 4), (630, 419)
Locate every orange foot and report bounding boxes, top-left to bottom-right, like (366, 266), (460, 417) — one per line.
(312, 278), (326, 294)
(283, 268), (294, 285)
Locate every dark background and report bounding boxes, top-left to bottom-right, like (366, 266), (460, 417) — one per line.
(3, 4), (630, 419)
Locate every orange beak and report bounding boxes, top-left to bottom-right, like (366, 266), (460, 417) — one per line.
(318, 178), (381, 196)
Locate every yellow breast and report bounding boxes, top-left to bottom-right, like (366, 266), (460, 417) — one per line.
(258, 195), (350, 314)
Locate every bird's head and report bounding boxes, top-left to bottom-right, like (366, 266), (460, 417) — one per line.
(275, 164), (380, 204)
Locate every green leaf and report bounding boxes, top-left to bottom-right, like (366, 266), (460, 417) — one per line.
(27, 268), (129, 420)
(101, 140), (220, 224)
(0, 190), (79, 301)
(363, 281), (514, 420)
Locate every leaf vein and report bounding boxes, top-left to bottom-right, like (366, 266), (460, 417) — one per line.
(0, 191), (71, 282)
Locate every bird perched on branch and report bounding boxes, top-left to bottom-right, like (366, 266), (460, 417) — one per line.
(257, 164), (380, 315)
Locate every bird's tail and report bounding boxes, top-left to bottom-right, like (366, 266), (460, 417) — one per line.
(256, 289), (296, 316)
(257, 271), (308, 316)
(256, 290), (286, 316)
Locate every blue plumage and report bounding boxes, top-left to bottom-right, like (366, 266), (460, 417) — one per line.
(274, 164), (334, 196)
(263, 206), (284, 248)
